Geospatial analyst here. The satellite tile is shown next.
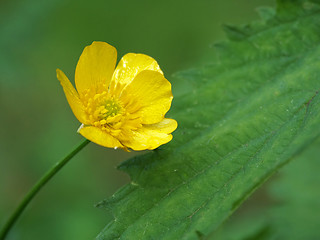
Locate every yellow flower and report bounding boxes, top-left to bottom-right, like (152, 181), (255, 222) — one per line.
(56, 41), (177, 151)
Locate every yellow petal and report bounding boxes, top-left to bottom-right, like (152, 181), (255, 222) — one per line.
(123, 118), (177, 150)
(110, 53), (163, 92)
(56, 69), (87, 123)
(75, 41), (117, 95)
(78, 125), (124, 148)
(120, 70), (173, 124)
(145, 118), (178, 133)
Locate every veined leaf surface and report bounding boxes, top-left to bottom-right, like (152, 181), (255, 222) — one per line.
(97, 1), (320, 239)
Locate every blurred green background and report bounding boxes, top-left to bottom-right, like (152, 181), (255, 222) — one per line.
(0, 0), (275, 239)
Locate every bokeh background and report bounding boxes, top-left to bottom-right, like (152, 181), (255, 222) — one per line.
(0, 0), (275, 239)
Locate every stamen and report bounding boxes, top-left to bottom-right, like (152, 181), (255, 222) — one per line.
(82, 89), (125, 130)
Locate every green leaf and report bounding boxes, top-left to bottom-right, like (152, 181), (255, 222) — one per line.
(97, 1), (320, 239)
(210, 137), (320, 240)
(266, 138), (320, 240)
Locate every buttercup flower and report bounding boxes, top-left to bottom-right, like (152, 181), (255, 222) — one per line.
(57, 41), (177, 150)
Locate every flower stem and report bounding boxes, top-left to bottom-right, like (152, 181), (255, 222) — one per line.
(0, 139), (90, 240)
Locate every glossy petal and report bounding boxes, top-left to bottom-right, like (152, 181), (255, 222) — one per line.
(58, 41), (177, 150)
(120, 70), (173, 124)
(110, 53), (163, 91)
(75, 41), (117, 95)
(56, 69), (87, 123)
(78, 125), (124, 148)
(145, 118), (178, 133)
(124, 118), (177, 150)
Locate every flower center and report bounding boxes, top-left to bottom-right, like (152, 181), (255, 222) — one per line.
(103, 99), (122, 118)
(82, 90), (124, 130)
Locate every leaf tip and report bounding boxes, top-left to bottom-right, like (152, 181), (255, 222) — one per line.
(222, 24), (249, 41)
(256, 6), (276, 21)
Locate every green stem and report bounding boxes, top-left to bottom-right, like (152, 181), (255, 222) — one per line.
(0, 139), (90, 240)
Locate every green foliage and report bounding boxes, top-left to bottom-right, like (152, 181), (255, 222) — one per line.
(211, 137), (320, 240)
(267, 138), (320, 240)
(97, 0), (320, 239)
